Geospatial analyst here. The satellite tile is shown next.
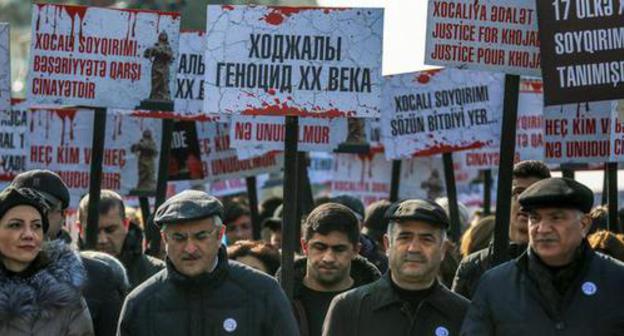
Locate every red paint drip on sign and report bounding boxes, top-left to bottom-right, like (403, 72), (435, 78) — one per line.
(241, 103), (354, 118)
(412, 141), (487, 157)
(53, 109), (78, 146)
(261, 7), (348, 26)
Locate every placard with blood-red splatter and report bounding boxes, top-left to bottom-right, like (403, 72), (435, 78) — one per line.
(230, 115), (347, 159)
(0, 99), (29, 181)
(204, 5), (383, 117)
(0, 24), (9, 112)
(27, 4), (180, 109)
(27, 108), (162, 207)
(459, 78), (545, 170)
(381, 68), (504, 159)
(195, 121), (283, 183)
(330, 153), (449, 206)
(174, 31), (207, 116)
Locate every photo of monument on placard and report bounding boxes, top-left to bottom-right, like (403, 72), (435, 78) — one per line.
(143, 32), (174, 102)
(131, 129), (158, 192)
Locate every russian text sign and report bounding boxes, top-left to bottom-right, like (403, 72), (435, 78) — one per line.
(204, 5), (383, 117)
(28, 4), (180, 109)
(174, 31), (207, 116)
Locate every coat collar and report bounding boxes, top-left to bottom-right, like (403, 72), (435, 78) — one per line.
(0, 240), (86, 323)
(372, 272), (456, 317)
(276, 255), (381, 298)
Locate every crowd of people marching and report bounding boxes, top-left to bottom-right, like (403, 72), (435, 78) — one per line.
(1, 161), (624, 335)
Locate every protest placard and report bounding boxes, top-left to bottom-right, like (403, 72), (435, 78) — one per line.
(308, 152), (334, 185)
(0, 99), (29, 180)
(330, 153), (442, 205)
(196, 120), (283, 182)
(381, 69), (504, 159)
(27, 4), (180, 109)
(174, 31), (208, 116)
(536, 0), (624, 105)
(28, 108), (162, 206)
(544, 101), (612, 164)
(230, 115), (347, 157)
(168, 120), (204, 181)
(460, 78), (544, 169)
(425, 0), (540, 76)
(0, 24), (9, 112)
(204, 5), (383, 117)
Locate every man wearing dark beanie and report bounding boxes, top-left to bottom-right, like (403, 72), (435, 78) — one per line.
(462, 178), (624, 335)
(11, 169), (125, 336)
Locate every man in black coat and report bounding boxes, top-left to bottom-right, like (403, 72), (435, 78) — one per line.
(323, 199), (469, 336)
(77, 190), (164, 290)
(452, 160), (551, 299)
(11, 169), (126, 336)
(276, 203), (381, 336)
(461, 177), (624, 335)
(117, 190), (298, 336)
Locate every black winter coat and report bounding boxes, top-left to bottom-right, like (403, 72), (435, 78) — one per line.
(452, 243), (526, 299)
(276, 255), (381, 336)
(461, 247), (624, 336)
(118, 223), (164, 290)
(117, 247), (299, 336)
(323, 273), (469, 336)
(82, 256), (125, 336)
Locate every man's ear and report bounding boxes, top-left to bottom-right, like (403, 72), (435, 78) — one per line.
(217, 225), (226, 241)
(161, 231), (168, 244)
(354, 241), (362, 256)
(580, 213), (592, 237)
(383, 233), (391, 256)
(300, 238), (309, 256)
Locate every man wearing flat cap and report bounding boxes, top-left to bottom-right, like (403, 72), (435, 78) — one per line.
(323, 199), (469, 336)
(462, 177), (624, 335)
(116, 190), (298, 336)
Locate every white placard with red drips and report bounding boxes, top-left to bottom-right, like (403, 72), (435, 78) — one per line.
(196, 121), (284, 182)
(381, 69), (504, 159)
(27, 4), (180, 109)
(460, 78), (545, 169)
(27, 108), (162, 207)
(204, 5), (383, 117)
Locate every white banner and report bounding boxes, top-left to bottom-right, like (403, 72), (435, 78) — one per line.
(174, 31), (207, 116)
(230, 115), (347, 157)
(381, 69), (504, 159)
(27, 4), (180, 109)
(330, 153), (462, 206)
(544, 101), (613, 164)
(425, 0), (540, 76)
(0, 99), (28, 181)
(28, 108), (162, 207)
(204, 5), (383, 117)
(0, 23), (9, 112)
(461, 78), (544, 169)
(196, 121), (283, 182)
(309, 151), (334, 185)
